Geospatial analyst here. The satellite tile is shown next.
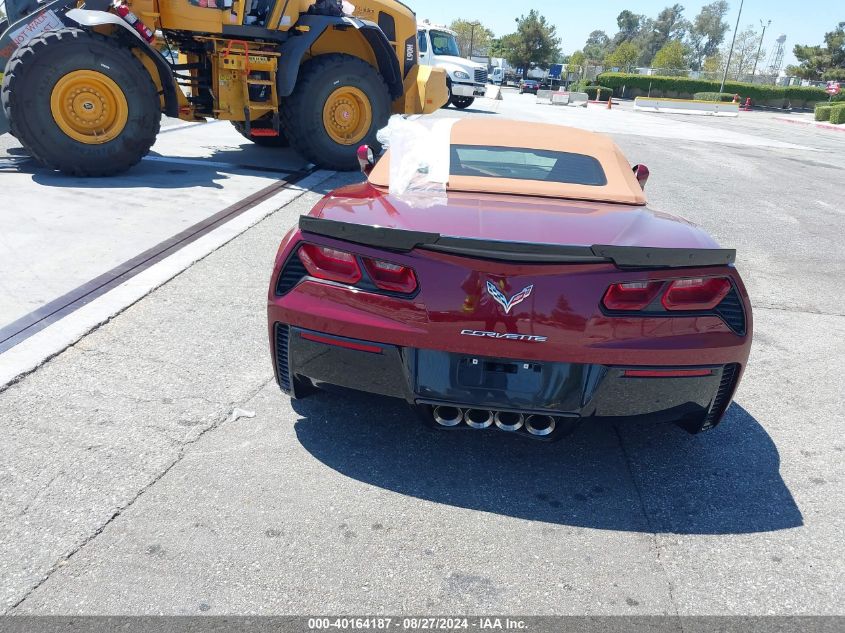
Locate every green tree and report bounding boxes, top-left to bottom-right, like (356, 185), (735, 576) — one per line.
(703, 52), (723, 74)
(612, 10), (645, 47)
(448, 19), (495, 59)
(567, 50), (586, 82)
(489, 37), (510, 58)
(724, 25), (764, 79)
(787, 22), (845, 80)
(605, 41), (640, 72)
(640, 4), (689, 66)
(502, 10), (562, 72)
(582, 30), (611, 64)
(652, 40), (688, 72)
(687, 1), (731, 70)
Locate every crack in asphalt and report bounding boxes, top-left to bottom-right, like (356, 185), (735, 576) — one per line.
(4, 375), (276, 615)
(754, 304), (845, 318)
(612, 424), (680, 617)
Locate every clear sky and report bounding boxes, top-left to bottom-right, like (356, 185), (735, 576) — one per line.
(412, 0), (841, 68)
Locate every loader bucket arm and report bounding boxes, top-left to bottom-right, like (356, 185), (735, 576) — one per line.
(0, 0), (79, 135)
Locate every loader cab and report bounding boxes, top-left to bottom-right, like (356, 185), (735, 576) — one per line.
(243, 0), (275, 26)
(240, 0), (351, 29)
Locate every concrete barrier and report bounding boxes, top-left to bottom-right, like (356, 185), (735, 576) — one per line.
(568, 92), (589, 107)
(551, 91), (570, 105)
(536, 90), (588, 107)
(634, 97), (740, 117)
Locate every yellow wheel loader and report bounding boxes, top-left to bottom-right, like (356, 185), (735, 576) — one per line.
(0, 0), (447, 175)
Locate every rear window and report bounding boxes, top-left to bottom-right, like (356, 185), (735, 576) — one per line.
(449, 145), (608, 186)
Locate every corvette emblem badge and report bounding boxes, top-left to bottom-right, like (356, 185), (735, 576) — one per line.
(486, 281), (534, 314)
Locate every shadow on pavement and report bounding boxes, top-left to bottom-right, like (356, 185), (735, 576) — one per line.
(443, 107), (499, 115)
(16, 144), (310, 189)
(24, 157), (229, 189)
(292, 391), (802, 535)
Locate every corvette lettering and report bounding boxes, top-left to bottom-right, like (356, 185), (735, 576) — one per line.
(460, 330), (548, 343)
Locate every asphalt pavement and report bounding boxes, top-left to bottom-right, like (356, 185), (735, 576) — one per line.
(0, 92), (842, 615)
(0, 118), (309, 328)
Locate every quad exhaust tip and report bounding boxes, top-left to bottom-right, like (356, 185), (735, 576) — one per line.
(432, 406), (561, 437)
(494, 411), (524, 432)
(464, 409), (494, 429)
(433, 406), (463, 427)
(525, 414), (557, 437)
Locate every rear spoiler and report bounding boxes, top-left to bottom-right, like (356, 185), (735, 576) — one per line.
(299, 217), (736, 269)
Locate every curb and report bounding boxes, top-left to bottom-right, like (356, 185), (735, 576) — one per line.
(774, 117), (845, 133)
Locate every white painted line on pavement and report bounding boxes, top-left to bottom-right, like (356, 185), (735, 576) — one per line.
(0, 170), (335, 389)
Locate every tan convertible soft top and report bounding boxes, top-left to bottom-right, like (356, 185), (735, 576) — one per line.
(368, 118), (647, 205)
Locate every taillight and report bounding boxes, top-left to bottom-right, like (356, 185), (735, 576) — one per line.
(662, 278), (731, 311)
(295, 244), (418, 295)
(298, 244), (362, 284)
(602, 281), (663, 311)
(362, 258), (418, 294)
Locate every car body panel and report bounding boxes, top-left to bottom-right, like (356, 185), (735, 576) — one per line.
(313, 183), (718, 250)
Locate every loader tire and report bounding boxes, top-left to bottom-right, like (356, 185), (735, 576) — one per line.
(1, 28), (160, 176)
(281, 54), (390, 171)
(231, 120), (290, 147)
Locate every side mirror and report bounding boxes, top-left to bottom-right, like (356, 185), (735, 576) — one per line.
(632, 164), (650, 190)
(357, 145), (375, 175)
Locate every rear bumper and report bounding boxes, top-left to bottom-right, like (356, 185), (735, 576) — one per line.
(272, 323), (741, 433)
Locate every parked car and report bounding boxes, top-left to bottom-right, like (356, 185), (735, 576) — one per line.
(519, 79), (541, 94)
(268, 119), (752, 441)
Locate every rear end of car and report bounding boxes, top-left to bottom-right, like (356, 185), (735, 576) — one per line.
(268, 219), (752, 440)
(520, 80), (540, 94)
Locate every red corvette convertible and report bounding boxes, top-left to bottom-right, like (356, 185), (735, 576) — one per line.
(268, 119), (752, 440)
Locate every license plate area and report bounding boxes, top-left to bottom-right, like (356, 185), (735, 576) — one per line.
(457, 358), (543, 393)
(413, 350), (588, 413)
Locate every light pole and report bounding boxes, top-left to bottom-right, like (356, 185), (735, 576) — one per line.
(720, 0), (745, 93)
(468, 21), (480, 60)
(751, 19), (771, 82)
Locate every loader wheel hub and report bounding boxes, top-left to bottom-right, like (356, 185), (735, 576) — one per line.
(50, 71), (129, 145)
(323, 87), (372, 145)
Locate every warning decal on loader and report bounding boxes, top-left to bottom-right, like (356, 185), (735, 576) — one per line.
(8, 10), (64, 49)
(1, 10), (64, 83)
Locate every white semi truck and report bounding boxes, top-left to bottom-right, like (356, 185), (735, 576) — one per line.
(417, 21), (487, 109)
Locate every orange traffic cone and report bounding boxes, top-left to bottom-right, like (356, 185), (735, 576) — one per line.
(607, 97), (613, 110)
